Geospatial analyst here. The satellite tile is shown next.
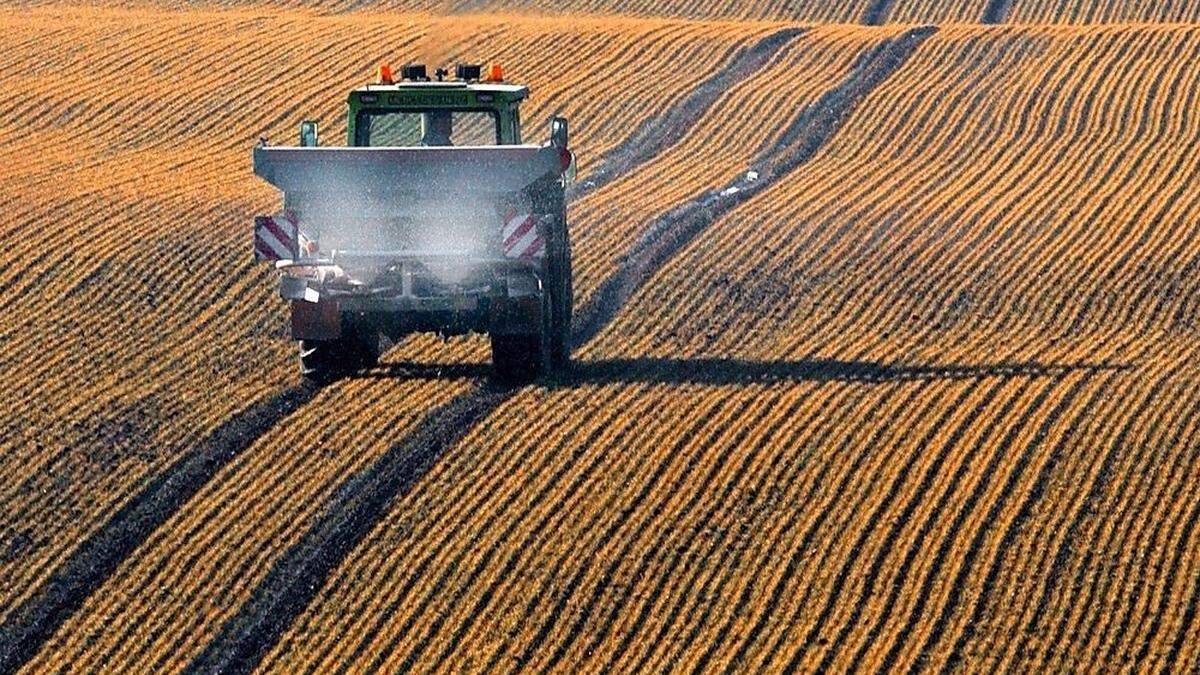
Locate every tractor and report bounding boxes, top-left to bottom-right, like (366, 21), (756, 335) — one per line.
(253, 63), (574, 382)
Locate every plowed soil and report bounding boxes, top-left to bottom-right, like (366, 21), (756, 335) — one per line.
(3, 2), (1200, 673)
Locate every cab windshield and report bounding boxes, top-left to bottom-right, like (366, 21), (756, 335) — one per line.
(354, 109), (500, 147)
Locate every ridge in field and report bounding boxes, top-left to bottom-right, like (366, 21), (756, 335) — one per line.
(0, 385), (319, 673)
(29, 0), (1200, 24)
(0, 7), (780, 671)
(5, 4), (1200, 674)
(236, 23), (945, 674)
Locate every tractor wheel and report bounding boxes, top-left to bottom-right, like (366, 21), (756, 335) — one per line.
(548, 252), (572, 371)
(547, 215), (573, 370)
(491, 295), (550, 383)
(298, 318), (380, 384)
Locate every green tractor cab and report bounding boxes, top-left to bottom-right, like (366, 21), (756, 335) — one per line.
(347, 63), (529, 146)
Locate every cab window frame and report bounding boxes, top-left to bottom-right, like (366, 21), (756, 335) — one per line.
(353, 107), (502, 147)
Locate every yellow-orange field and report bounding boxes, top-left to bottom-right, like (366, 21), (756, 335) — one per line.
(3, 1), (1200, 672)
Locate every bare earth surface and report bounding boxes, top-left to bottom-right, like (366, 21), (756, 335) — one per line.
(2, 2), (1200, 672)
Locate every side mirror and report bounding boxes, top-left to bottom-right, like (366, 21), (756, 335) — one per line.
(299, 120), (319, 147)
(550, 116), (568, 148)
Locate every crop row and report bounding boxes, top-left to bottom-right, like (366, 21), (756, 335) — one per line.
(260, 24), (1200, 672)
(585, 23), (1200, 670)
(4, 6), (792, 669)
(30, 0), (1200, 25)
(9, 10), (1200, 673)
(0, 4), (759, 638)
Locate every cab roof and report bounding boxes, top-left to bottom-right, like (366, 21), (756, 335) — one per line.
(352, 81), (528, 99)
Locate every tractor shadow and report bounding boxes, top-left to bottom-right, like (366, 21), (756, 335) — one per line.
(360, 357), (1130, 388)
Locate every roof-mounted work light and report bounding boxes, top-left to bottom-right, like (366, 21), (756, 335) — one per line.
(455, 63), (482, 81)
(400, 63), (428, 81)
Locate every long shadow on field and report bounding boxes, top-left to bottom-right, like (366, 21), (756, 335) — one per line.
(365, 357), (1126, 387)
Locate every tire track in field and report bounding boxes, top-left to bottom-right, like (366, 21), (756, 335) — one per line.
(345, 387), (651, 672)
(466, 26), (941, 670)
(0, 384), (318, 674)
(425, 27), (941, 670)
(0, 20), (790, 674)
(570, 26), (805, 199)
(188, 26), (937, 674)
(573, 25), (937, 347)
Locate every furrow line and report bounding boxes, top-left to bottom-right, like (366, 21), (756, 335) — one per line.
(911, 356), (1125, 672)
(526, 379), (817, 669)
(785, 376), (1031, 672)
(934, 362), (1140, 670)
(0, 384), (318, 674)
(1087, 382), (1200, 666)
(1018, 370), (1165, 654)
(314, 385), (631, 671)
(484, 392), (741, 672)
(186, 25), (937, 674)
(834, 374), (1043, 671)
(571, 26), (806, 199)
(378, 385), (681, 671)
(596, 383), (859, 671)
(573, 25), (937, 348)
(697, 376), (980, 674)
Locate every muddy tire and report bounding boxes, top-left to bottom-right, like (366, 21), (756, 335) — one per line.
(299, 318), (380, 384)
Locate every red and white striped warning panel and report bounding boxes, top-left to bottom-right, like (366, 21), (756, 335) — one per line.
(254, 211), (299, 262)
(501, 209), (545, 260)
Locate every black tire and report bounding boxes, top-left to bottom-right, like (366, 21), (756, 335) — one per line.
(491, 294), (550, 383)
(546, 214), (573, 370)
(299, 317), (380, 384)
